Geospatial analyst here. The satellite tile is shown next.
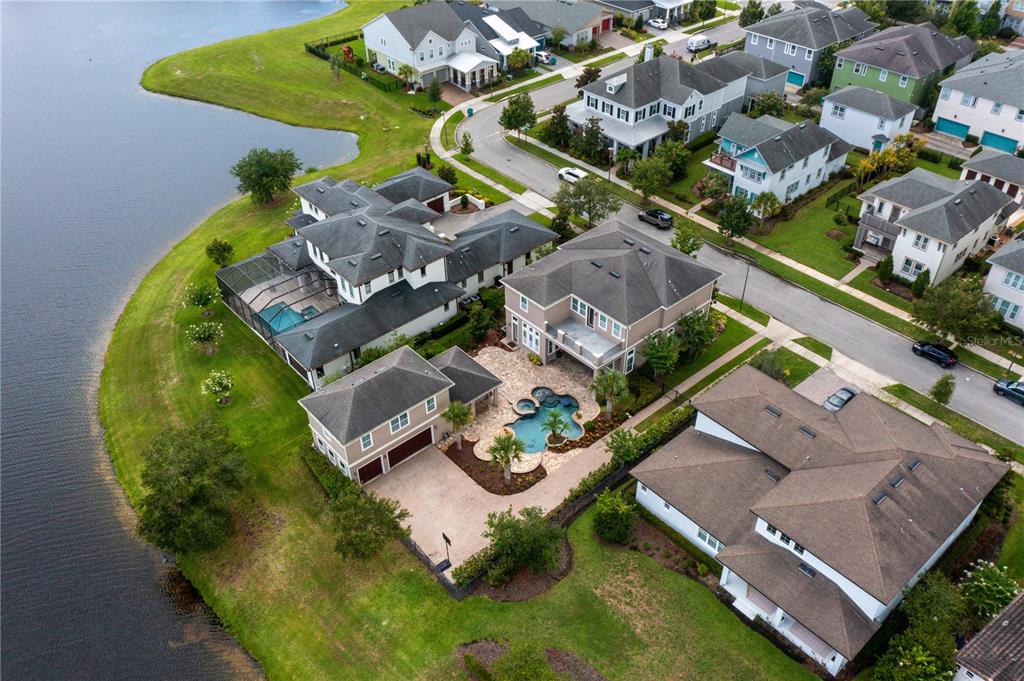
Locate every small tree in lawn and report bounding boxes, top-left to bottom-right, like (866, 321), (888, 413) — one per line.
(459, 131), (474, 155)
(700, 171), (729, 201)
(183, 282), (219, 317)
(751, 91), (785, 118)
(549, 210), (575, 242)
(912, 269), (931, 297)
(912, 276), (1002, 345)
(427, 77), (442, 111)
(877, 254), (894, 284)
(591, 368), (628, 419)
(570, 116), (607, 164)
(594, 489), (636, 544)
(554, 176), (622, 228)
(544, 104), (573, 149)
(507, 47), (531, 73)
(961, 560), (1021, 623)
(185, 321), (224, 355)
(614, 146), (639, 178)
(672, 217), (703, 256)
(719, 196), (753, 241)
(928, 373), (955, 406)
(691, 0), (717, 25)
(499, 92), (537, 140)
(750, 191), (782, 232)
(397, 63), (415, 85)
(666, 119), (690, 142)
(442, 400), (474, 451)
(230, 147), (302, 205)
(677, 310), (717, 360)
(643, 333), (680, 387)
(630, 156), (672, 200)
(200, 369), (234, 406)
(738, 0), (765, 27)
(488, 431), (526, 486)
(653, 139), (691, 179)
(205, 238), (234, 267)
(607, 428), (639, 465)
(542, 410), (569, 444)
(436, 165), (458, 186)
(550, 26), (568, 51)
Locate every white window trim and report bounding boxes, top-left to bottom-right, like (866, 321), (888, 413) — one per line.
(751, 33), (758, 45)
(898, 74), (909, 88)
(425, 396), (437, 413)
(389, 411), (410, 434)
(765, 37), (774, 50)
(836, 57), (845, 69)
(520, 294), (529, 312)
(879, 69), (888, 82)
(360, 433), (374, 451)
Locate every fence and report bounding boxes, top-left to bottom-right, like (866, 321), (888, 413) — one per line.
(335, 58), (403, 93)
(303, 30), (361, 60)
(824, 182), (858, 211)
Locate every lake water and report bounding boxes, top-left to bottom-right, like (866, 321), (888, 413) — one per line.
(0, 2), (356, 679)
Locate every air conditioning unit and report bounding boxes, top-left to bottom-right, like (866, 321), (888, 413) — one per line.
(865, 232), (882, 247)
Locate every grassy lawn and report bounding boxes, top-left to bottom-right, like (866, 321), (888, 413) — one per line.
(661, 144), (715, 207)
(456, 173), (511, 207)
(717, 0), (741, 9)
(792, 336), (833, 361)
(663, 319), (757, 390)
(756, 346), (820, 387)
(847, 269), (913, 312)
(781, 110), (811, 124)
(455, 153), (529, 194)
(912, 156), (961, 179)
(956, 347), (1021, 382)
(998, 473), (1024, 581)
(717, 293), (770, 326)
(883, 384), (1024, 464)
(441, 110), (465, 151)
(484, 73), (563, 102)
(587, 52), (629, 68)
(552, 46), (614, 64)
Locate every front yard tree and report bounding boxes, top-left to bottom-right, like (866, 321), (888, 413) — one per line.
(591, 368), (628, 419)
(554, 176), (622, 228)
(751, 91), (785, 118)
(643, 333), (681, 385)
(950, 0), (981, 37)
(545, 104), (573, 149)
(137, 417), (250, 554)
(549, 210), (575, 241)
(607, 428), (640, 465)
(877, 254), (894, 283)
(666, 119), (689, 142)
(630, 156), (672, 199)
(928, 373), (956, 406)
(507, 47), (530, 73)
(427, 77), (442, 111)
(912, 268), (931, 297)
(979, 0), (1001, 36)
(692, 0), (717, 25)
(499, 92), (537, 139)
(570, 116), (606, 164)
(700, 171), (729, 201)
(230, 147), (302, 205)
(459, 131), (474, 155)
(397, 63), (415, 85)
(719, 196), (754, 241)
(542, 410), (569, 444)
(912, 276), (1001, 345)
(593, 489), (636, 544)
(205, 238), (234, 267)
(550, 26), (568, 50)
(200, 369), (234, 405)
(750, 191), (782, 231)
(653, 140), (691, 178)
(183, 281), (219, 316)
(738, 0), (765, 27)
(677, 310), (717, 359)
(442, 400), (474, 451)
(488, 431), (526, 485)
(671, 217), (703, 256)
(614, 146), (639, 178)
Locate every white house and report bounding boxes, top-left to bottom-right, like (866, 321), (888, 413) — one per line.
(932, 50), (1024, 154)
(707, 112), (849, 209)
(985, 235), (1024, 329)
(820, 86), (917, 152)
(852, 167), (1017, 285)
(632, 365), (1008, 676)
(489, 0), (612, 47)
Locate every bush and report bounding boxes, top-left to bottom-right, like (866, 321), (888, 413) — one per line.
(912, 269), (931, 297)
(686, 130), (718, 150)
(918, 148), (943, 163)
(877, 254), (894, 283)
(451, 545), (496, 586)
(961, 560), (1021, 622)
(750, 349), (786, 382)
(300, 445), (353, 499)
(965, 133), (979, 146)
(607, 427), (640, 466)
(491, 641), (561, 681)
(832, 212), (848, 226)
(562, 460), (618, 506)
(997, 26), (1016, 39)
(437, 165), (458, 185)
(481, 506), (564, 586)
(626, 372), (661, 412)
(634, 406), (693, 453)
(527, 352), (542, 366)
(947, 156), (963, 170)
(594, 488), (636, 543)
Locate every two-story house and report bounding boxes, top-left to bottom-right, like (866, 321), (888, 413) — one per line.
(985, 235), (1024, 329)
(830, 22), (975, 107)
(852, 167), (1017, 285)
(500, 221), (721, 375)
(362, 3), (499, 91)
(707, 112), (850, 209)
(299, 345), (501, 485)
(449, 2), (545, 72)
(1004, 0), (1024, 33)
(820, 86), (917, 152)
(742, 0), (876, 89)
(953, 594), (1024, 681)
(932, 50), (1024, 153)
(567, 51), (788, 157)
(489, 1), (612, 48)
(633, 365), (1008, 676)
(961, 147), (1024, 206)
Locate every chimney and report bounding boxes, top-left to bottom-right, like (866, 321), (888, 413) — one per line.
(644, 44), (654, 62)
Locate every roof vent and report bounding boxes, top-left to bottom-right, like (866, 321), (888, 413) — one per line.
(333, 342), (339, 348)
(799, 426), (816, 439)
(969, 188), (976, 194)
(378, 229), (390, 236)
(357, 219), (367, 226)
(908, 457), (921, 471)
(391, 290), (402, 297)
(954, 198), (962, 205)
(590, 260), (603, 268)
(623, 238), (636, 246)
(872, 491), (888, 505)
(316, 187), (325, 193)
(461, 246), (472, 253)
(763, 405), (782, 418)
(609, 271), (621, 279)
(764, 468), (781, 482)
(370, 253), (382, 260)
(304, 332), (314, 340)
(509, 226), (520, 233)
(890, 474), (904, 488)
(638, 245), (652, 254)
(798, 563), (817, 578)
(350, 200), (359, 207)
(798, 122), (806, 128)
(774, 135), (782, 141)
(347, 259), (358, 266)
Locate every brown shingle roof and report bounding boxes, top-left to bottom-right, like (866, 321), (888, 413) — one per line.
(958, 594), (1024, 681)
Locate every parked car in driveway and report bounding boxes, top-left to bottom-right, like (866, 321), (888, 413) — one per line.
(557, 167), (587, 184)
(638, 209), (673, 229)
(535, 51), (552, 65)
(822, 387), (857, 412)
(993, 379), (1024, 406)
(687, 35), (716, 52)
(912, 341), (958, 368)
(647, 17), (668, 30)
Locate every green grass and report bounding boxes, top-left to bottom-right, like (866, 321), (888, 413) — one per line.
(957, 347), (1021, 382)
(587, 52), (629, 68)
(484, 73), (563, 102)
(661, 144), (715, 207)
(551, 46), (614, 64)
(717, 293), (770, 326)
(441, 110), (465, 151)
(792, 336), (833, 361)
(998, 474), (1024, 581)
(508, 134), (573, 168)
(756, 346), (820, 387)
(528, 212), (552, 227)
(698, 37), (743, 58)
(455, 153), (529, 194)
(456, 174), (511, 207)
(717, 0), (741, 9)
(847, 269), (913, 312)
(912, 156), (961, 179)
(781, 110), (810, 124)
(663, 319), (757, 390)
(883, 384), (1024, 463)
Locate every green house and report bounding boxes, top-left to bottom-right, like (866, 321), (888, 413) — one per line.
(829, 22), (975, 107)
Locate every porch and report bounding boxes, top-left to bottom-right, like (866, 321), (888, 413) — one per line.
(545, 317), (624, 373)
(446, 52), (498, 92)
(853, 210), (899, 255)
(704, 151), (737, 174)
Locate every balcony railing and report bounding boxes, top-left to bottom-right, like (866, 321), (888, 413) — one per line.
(858, 211), (901, 238)
(709, 152), (737, 171)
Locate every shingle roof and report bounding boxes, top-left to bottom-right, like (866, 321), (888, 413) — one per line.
(743, 1), (876, 50)
(824, 86), (917, 120)
(267, 236), (313, 271)
(835, 22), (975, 78)
(293, 176), (393, 218)
(428, 346), (502, 405)
(712, 51), (790, 81)
(957, 594), (1024, 681)
(940, 49), (1024, 109)
(988, 235), (1024, 275)
(372, 166), (455, 204)
(380, 2), (468, 47)
(445, 209), (556, 284)
(488, 0), (605, 33)
(582, 54), (730, 109)
(286, 211), (319, 231)
(384, 198), (441, 224)
(501, 221), (721, 325)
(449, 2), (546, 40)
(963, 148), (1024, 187)
(299, 346), (453, 444)
(722, 113), (846, 173)
(719, 113), (792, 148)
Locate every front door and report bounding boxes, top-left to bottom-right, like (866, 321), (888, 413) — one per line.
(587, 307), (595, 328)
(511, 315), (519, 342)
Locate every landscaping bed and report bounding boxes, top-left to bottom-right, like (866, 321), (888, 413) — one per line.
(628, 516), (719, 588)
(458, 639), (606, 681)
(443, 438), (548, 495)
(548, 414), (621, 454)
(470, 538), (573, 602)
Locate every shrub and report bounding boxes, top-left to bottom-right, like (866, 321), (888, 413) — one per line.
(481, 507), (563, 586)
(594, 488), (636, 543)
(205, 238), (234, 267)
(961, 560), (1021, 622)
(634, 406), (693, 453)
(928, 373), (955, 406)
(918, 148), (943, 163)
(460, 193), (470, 209)
(200, 369), (234, 404)
(750, 349), (786, 382)
(832, 212), (848, 226)
(451, 545), (496, 586)
(912, 269), (930, 297)
(877, 254), (894, 283)
(965, 133), (979, 146)
(184, 321), (223, 348)
(686, 130), (718, 150)
(947, 156), (963, 170)
(183, 281), (219, 312)
(626, 372), (661, 411)
(527, 352), (542, 366)
(997, 26), (1016, 39)
(607, 427), (640, 465)
(437, 165), (458, 185)
(491, 641), (561, 680)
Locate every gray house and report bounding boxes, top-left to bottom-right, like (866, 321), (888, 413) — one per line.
(742, 0), (876, 88)
(488, 0), (613, 47)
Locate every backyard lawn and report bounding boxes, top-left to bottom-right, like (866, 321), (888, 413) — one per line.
(999, 474), (1024, 581)
(662, 144), (716, 207)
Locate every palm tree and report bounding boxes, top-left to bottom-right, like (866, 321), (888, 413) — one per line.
(614, 147), (639, 178)
(750, 192), (781, 232)
(396, 64), (415, 87)
(488, 431), (525, 486)
(590, 368), (628, 419)
(542, 410), (569, 444)
(442, 401), (473, 451)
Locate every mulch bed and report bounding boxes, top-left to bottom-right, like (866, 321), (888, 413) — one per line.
(627, 518), (718, 588)
(458, 637), (606, 681)
(548, 414), (621, 454)
(472, 539), (573, 602)
(443, 438), (547, 495)
(871, 276), (915, 302)
(450, 204), (480, 214)
(947, 520), (1009, 577)
(826, 228), (847, 240)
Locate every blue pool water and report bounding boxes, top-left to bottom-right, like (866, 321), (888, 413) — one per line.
(258, 303), (306, 334)
(506, 387), (583, 453)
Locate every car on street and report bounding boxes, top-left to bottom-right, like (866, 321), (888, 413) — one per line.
(687, 35), (716, 52)
(912, 341), (958, 368)
(557, 167), (587, 184)
(535, 51), (552, 64)
(638, 209), (673, 229)
(822, 387), (857, 412)
(993, 379), (1024, 406)
(647, 17), (669, 30)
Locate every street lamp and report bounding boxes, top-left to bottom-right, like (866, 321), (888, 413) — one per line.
(735, 253), (756, 315)
(435, 532), (453, 573)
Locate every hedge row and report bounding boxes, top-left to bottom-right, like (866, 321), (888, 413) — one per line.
(300, 445), (358, 500)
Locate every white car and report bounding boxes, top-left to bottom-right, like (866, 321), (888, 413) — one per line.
(535, 50), (552, 64)
(557, 167), (588, 184)
(687, 35), (715, 52)
(647, 17), (668, 30)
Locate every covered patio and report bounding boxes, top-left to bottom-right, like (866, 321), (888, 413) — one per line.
(446, 51), (498, 92)
(545, 316), (624, 374)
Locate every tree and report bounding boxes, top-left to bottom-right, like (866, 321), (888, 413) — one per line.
(912, 268), (931, 297)
(467, 301), (492, 342)
(886, 0), (926, 23)
(614, 146), (640, 178)
(718, 196), (753, 240)
(642, 333), (680, 384)
(750, 191), (782, 230)
(553, 176), (622, 228)
(499, 92), (537, 139)
(700, 171), (730, 201)
(961, 560), (1021, 621)
(950, 0), (981, 37)
(738, 0), (765, 27)
(978, 0), (1001, 36)
(874, 629), (955, 681)
(205, 238), (234, 267)
(666, 119), (689, 142)
(856, 0), (888, 25)
(490, 641), (563, 681)
(575, 66), (601, 89)
(137, 418), (250, 553)
(751, 348), (787, 382)
(544, 104), (573, 149)
(427, 76), (442, 111)
(442, 401), (474, 451)
(691, 0), (717, 25)
(900, 572), (966, 637)
(184, 321), (224, 354)
(542, 410), (569, 444)
(677, 310), (717, 359)
(569, 116), (606, 164)
(549, 210), (574, 242)
(459, 131), (474, 155)
(630, 156), (672, 199)
(507, 47), (530, 73)
(329, 54), (342, 81)
(607, 428), (640, 465)
(912, 276), (1002, 345)
(482, 506), (563, 585)
(671, 216), (703, 256)
(877, 254), (894, 283)
(397, 63), (415, 85)
(594, 489), (636, 543)
(751, 90), (786, 118)
(200, 369), (234, 405)
(550, 26), (568, 50)
(591, 368), (628, 419)
(436, 165), (458, 186)
(488, 431), (526, 485)
(766, 2), (782, 15)
(329, 474), (410, 560)
(653, 139), (691, 178)
(183, 282), (219, 315)
(929, 373), (956, 406)
(636, 42), (664, 63)
(816, 40), (852, 86)
(534, 242), (557, 259)
(230, 147), (302, 205)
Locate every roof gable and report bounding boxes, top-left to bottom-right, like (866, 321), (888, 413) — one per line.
(836, 22), (975, 78)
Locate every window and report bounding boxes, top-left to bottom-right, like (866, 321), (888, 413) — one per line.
(380, 38), (386, 47)
(428, 49), (433, 59)
(785, 180), (799, 197)
(388, 270), (396, 284)
(798, 563), (816, 578)
(364, 282), (372, 295)
(901, 257), (924, 277)
(1017, 109), (1024, 122)
(898, 74), (909, 88)
(601, 101), (613, 114)
(962, 92), (978, 107)
(663, 105), (676, 118)
(940, 87), (950, 100)
(443, 302), (450, 312)
(419, 51), (424, 61)
(766, 524), (778, 536)
(794, 543), (805, 555)
(853, 62), (866, 75)
(586, 95), (598, 108)
(994, 296), (1022, 320)
(625, 347), (635, 373)
(1003, 271), (1024, 291)
(831, 104), (846, 119)
(520, 294), (528, 312)
(751, 33), (758, 45)
(663, 501), (670, 510)
(617, 107), (629, 122)
(612, 321), (622, 338)
(785, 42), (797, 56)
(360, 433), (373, 451)
(648, 102), (660, 115)
(315, 435), (326, 453)
(780, 533), (792, 545)
(640, 483), (648, 493)
(765, 38), (774, 50)
(805, 48), (812, 60)
(699, 116), (706, 132)
(426, 396), (436, 413)
(836, 57), (845, 70)
(912, 233), (930, 251)
(992, 102), (1002, 115)
(879, 68), (888, 82)
(598, 313), (607, 330)
(477, 271), (485, 284)
(389, 412), (410, 434)
(684, 104), (696, 118)
(635, 107), (646, 122)
(420, 266), (427, 277)
(697, 528), (723, 551)
(740, 165), (765, 183)
(802, 157), (809, 168)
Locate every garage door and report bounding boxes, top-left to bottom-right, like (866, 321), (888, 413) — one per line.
(601, 17), (611, 31)
(387, 427), (433, 469)
(786, 71), (805, 87)
(426, 196), (445, 212)
(935, 117), (969, 139)
(981, 131), (1019, 153)
(357, 457), (384, 485)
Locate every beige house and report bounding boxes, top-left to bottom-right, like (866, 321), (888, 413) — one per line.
(500, 222), (721, 375)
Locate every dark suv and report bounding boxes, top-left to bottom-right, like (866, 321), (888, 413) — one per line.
(638, 209), (673, 230)
(993, 379), (1024, 406)
(912, 341), (958, 368)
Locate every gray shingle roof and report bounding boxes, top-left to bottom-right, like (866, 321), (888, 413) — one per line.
(488, 0), (605, 33)
(267, 236), (313, 271)
(957, 594), (1024, 681)
(583, 54), (729, 109)
(286, 211), (319, 231)
(381, 2), (468, 47)
(445, 209), (556, 284)
(743, 1), (876, 50)
(963, 148), (1024, 187)
(384, 198), (441, 224)
(501, 221), (721, 325)
(299, 346), (453, 444)
(835, 22), (975, 78)
(449, 2), (546, 40)
(940, 49), (1024, 109)
(712, 51), (790, 81)
(824, 86), (917, 120)
(372, 166), (455, 204)
(988, 235), (1024, 275)
(428, 346), (502, 405)
(293, 177), (393, 217)
(721, 113), (846, 173)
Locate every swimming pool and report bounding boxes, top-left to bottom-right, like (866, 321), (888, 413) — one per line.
(258, 303), (308, 334)
(505, 386), (583, 453)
